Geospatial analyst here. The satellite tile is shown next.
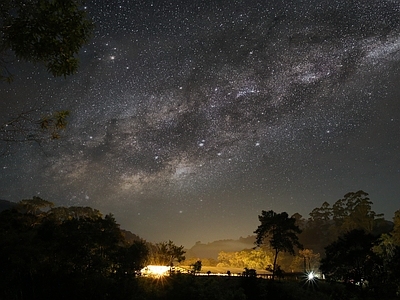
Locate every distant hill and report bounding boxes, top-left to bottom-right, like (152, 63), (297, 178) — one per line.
(186, 236), (256, 260)
(121, 229), (143, 244)
(0, 199), (16, 212)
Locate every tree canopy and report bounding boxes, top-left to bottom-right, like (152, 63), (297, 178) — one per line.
(1, 0), (93, 82)
(254, 210), (302, 280)
(148, 240), (186, 266)
(0, 192), (399, 298)
(0, 198), (149, 299)
(300, 190), (386, 255)
(320, 229), (380, 289)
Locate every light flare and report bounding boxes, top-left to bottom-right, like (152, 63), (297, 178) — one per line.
(141, 265), (170, 278)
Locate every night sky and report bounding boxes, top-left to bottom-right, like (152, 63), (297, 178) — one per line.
(1, 0), (400, 247)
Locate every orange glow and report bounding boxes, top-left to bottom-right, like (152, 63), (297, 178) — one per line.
(141, 265), (170, 277)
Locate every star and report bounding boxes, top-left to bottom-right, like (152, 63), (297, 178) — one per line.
(1, 0), (400, 248)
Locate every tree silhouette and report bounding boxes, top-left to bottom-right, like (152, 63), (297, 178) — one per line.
(191, 260), (202, 275)
(302, 191), (386, 255)
(333, 190), (384, 234)
(0, 199), (149, 299)
(254, 210), (302, 280)
(149, 240), (186, 266)
(321, 229), (378, 287)
(17, 196), (54, 215)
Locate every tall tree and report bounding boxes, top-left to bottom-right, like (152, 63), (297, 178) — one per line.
(254, 210), (302, 280)
(303, 201), (333, 253)
(289, 249), (320, 273)
(1, 0), (93, 82)
(309, 201), (332, 225)
(339, 190), (384, 233)
(303, 191), (385, 255)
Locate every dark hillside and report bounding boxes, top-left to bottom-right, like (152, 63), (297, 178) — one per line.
(0, 199), (16, 212)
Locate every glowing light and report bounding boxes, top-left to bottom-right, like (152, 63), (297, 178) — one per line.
(141, 265), (170, 277)
(303, 270), (319, 287)
(307, 271), (315, 281)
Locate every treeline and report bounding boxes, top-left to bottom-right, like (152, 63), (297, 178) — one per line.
(185, 191), (400, 298)
(211, 248), (320, 273)
(189, 191), (394, 271)
(295, 190), (400, 295)
(298, 190), (394, 254)
(0, 197), (185, 300)
(2, 192), (400, 299)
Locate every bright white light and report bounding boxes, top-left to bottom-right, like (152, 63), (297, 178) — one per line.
(141, 265), (170, 277)
(307, 271), (314, 280)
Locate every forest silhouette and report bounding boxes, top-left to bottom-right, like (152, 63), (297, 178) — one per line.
(1, 190), (400, 299)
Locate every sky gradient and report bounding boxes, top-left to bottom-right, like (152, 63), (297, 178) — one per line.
(1, 0), (400, 247)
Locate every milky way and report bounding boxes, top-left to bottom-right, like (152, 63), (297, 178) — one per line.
(1, 0), (400, 246)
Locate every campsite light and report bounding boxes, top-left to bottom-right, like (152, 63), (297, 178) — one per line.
(307, 271), (315, 281)
(141, 265), (170, 278)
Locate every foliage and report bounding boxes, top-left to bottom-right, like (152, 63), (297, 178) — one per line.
(37, 213), (125, 276)
(46, 205), (102, 222)
(0, 199), (149, 299)
(290, 249), (321, 273)
(301, 191), (386, 255)
(17, 196), (54, 214)
(320, 229), (378, 286)
(116, 240), (149, 278)
(305, 201), (333, 250)
(333, 191), (383, 234)
(291, 212), (306, 229)
(217, 248), (273, 269)
(392, 209), (400, 246)
(187, 257), (217, 266)
(1, 197), (399, 299)
(191, 260), (202, 274)
(39, 110), (70, 139)
(147, 240), (186, 266)
(254, 210), (302, 280)
(1, 0), (93, 81)
(372, 211), (400, 296)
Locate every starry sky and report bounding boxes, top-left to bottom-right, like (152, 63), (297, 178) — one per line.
(1, 0), (400, 247)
